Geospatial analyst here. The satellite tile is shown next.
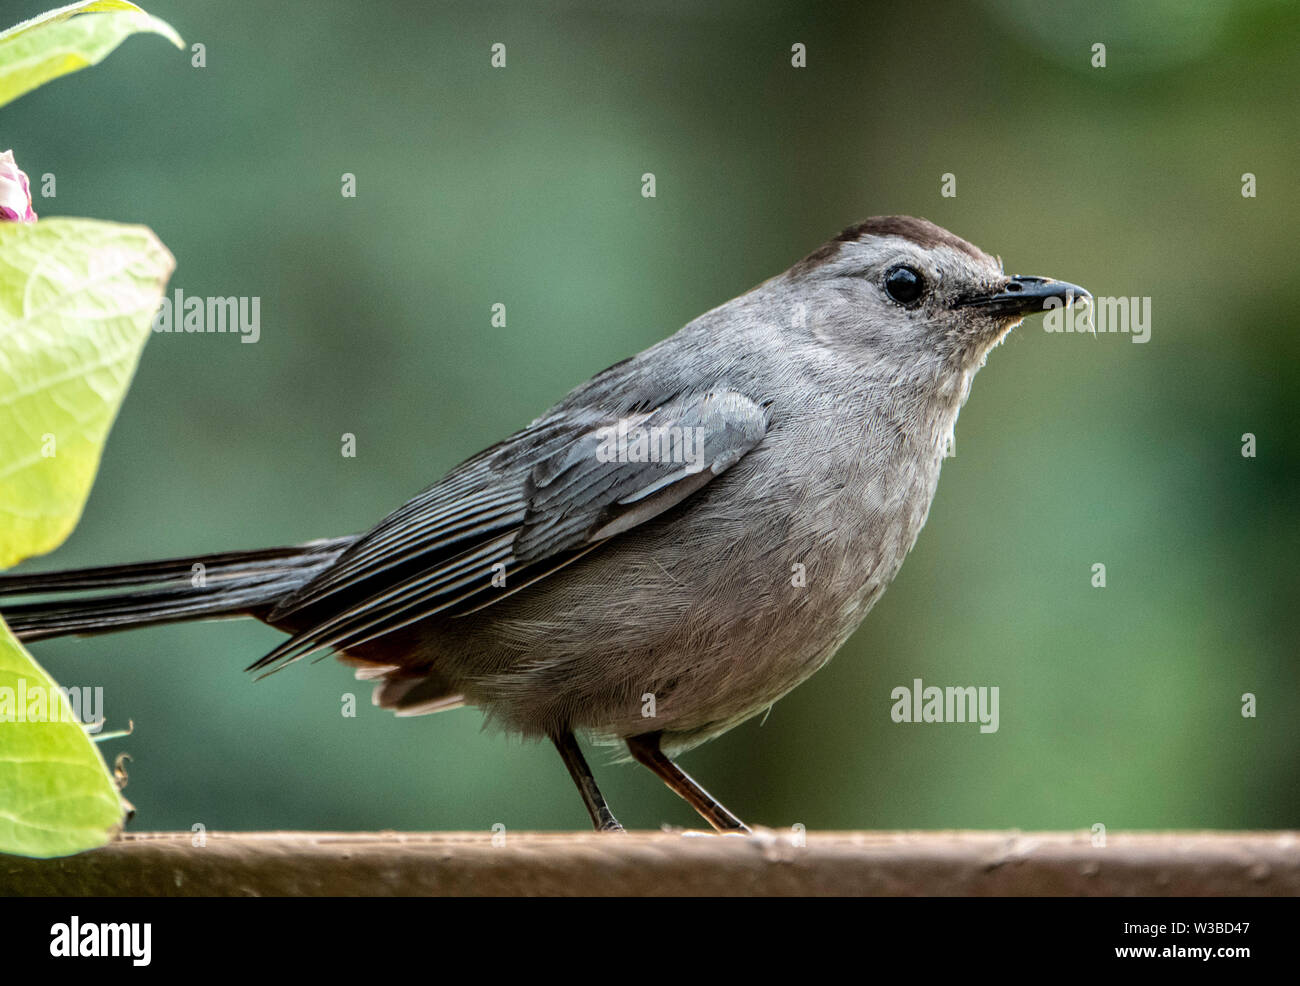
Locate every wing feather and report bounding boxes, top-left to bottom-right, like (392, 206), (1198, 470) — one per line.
(250, 389), (768, 673)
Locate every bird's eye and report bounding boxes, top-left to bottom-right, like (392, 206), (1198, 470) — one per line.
(884, 265), (925, 306)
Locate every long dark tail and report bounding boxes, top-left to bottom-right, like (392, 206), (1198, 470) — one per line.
(0, 537), (357, 642)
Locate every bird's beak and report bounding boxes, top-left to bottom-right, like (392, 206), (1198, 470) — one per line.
(956, 275), (1092, 320)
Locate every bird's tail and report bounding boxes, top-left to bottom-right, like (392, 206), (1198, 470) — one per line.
(0, 537), (357, 642)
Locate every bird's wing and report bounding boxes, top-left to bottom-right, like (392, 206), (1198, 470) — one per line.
(249, 388), (768, 672)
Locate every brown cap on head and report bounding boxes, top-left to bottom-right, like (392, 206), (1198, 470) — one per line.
(793, 215), (992, 274)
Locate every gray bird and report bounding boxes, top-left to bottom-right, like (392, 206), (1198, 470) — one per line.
(0, 216), (1089, 832)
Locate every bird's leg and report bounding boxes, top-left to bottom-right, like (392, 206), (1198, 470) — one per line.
(626, 730), (750, 833)
(550, 730), (623, 832)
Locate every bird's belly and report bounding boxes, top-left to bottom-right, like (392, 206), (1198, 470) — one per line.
(450, 467), (934, 750)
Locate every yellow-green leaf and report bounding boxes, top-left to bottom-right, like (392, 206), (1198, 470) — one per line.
(0, 218), (175, 569)
(0, 1), (183, 109)
(0, 616), (124, 857)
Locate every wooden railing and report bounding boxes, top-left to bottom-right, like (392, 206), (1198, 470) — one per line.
(4, 830), (1297, 896)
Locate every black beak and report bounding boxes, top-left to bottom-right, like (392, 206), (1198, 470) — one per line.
(956, 275), (1092, 319)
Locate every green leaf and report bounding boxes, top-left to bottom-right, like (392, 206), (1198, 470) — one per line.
(0, 1), (183, 109)
(0, 616), (124, 857)
(0, 2), (180, 862)
(0, 218), (175, 569)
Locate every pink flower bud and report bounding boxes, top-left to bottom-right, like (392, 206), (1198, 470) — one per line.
(0, 150), (37, 223)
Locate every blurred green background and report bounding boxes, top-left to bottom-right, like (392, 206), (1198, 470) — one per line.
(2, 0), (1296, 834)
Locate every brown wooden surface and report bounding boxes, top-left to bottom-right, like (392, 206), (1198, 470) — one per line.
(3, 830), (1297, 896)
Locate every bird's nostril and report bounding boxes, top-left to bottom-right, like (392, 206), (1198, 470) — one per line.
(1005, 282), (1022, 292)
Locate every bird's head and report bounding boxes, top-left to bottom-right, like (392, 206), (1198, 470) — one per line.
(782, 216), (1090, 379)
